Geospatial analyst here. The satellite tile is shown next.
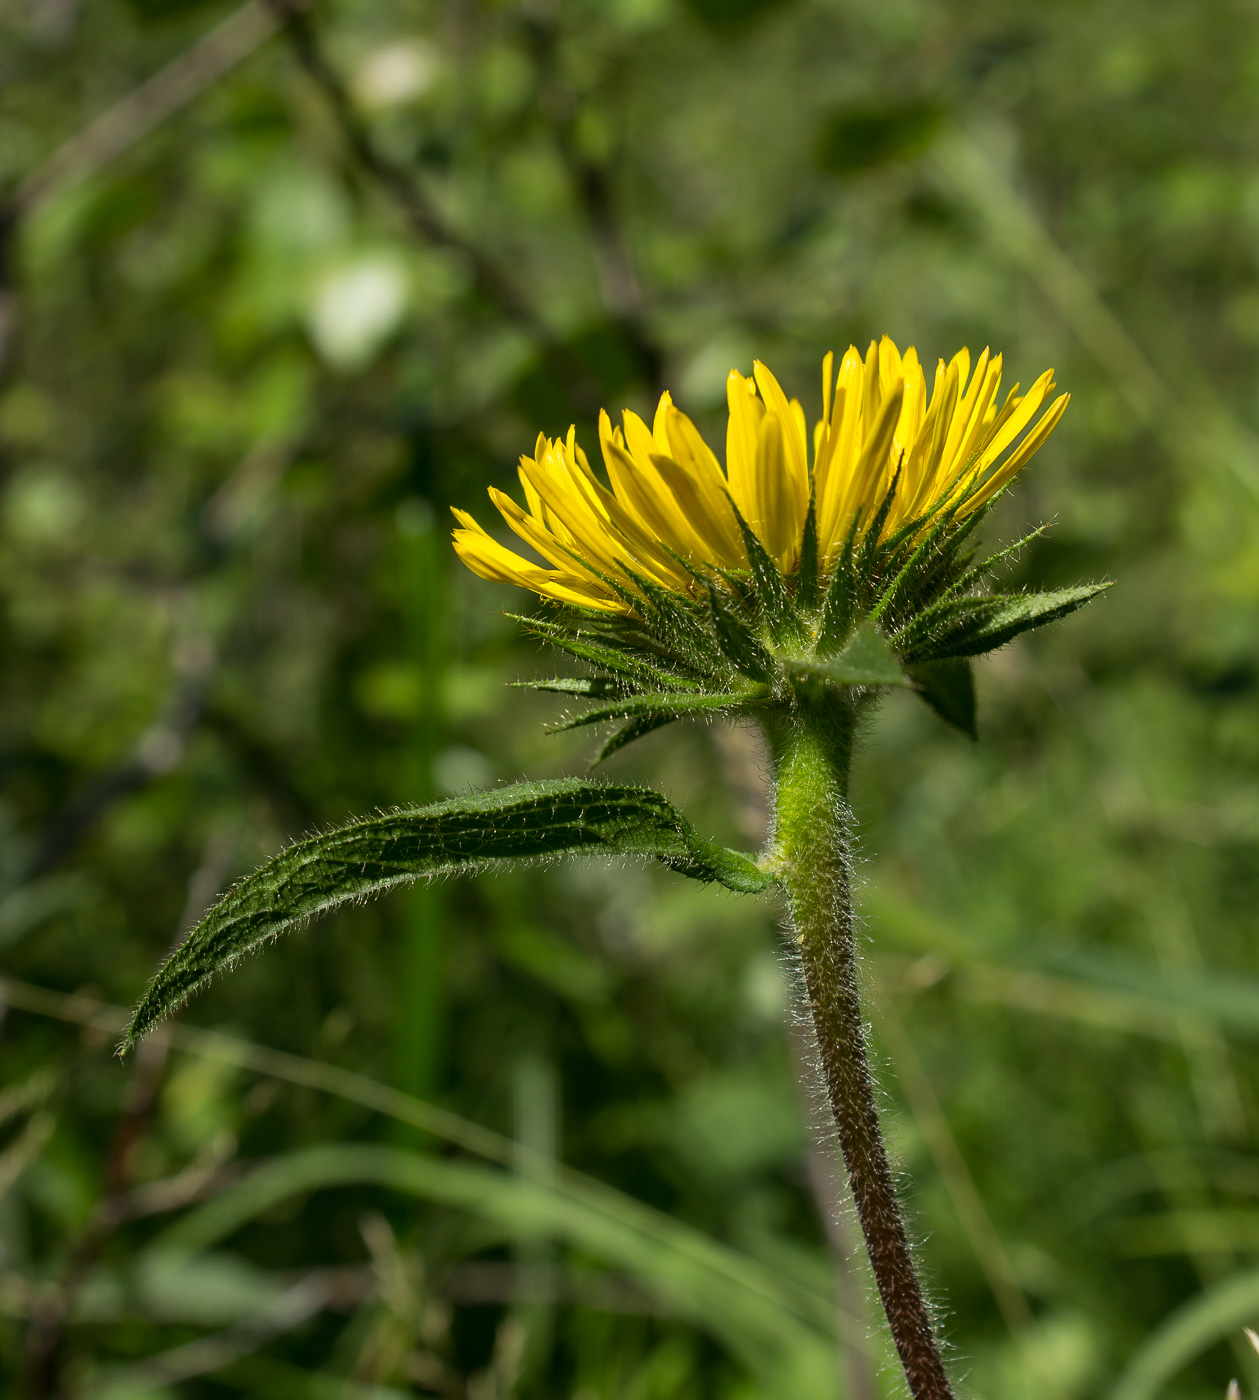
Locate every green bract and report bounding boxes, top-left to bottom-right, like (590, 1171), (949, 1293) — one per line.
(517, 497), (1108, 756)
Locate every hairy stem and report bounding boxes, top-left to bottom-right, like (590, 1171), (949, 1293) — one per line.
(766, 705), (954, 1400)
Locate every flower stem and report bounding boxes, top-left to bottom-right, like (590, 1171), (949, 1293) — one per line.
(765, 705), (955, 1400)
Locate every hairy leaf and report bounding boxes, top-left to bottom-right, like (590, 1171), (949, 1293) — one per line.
(854, 468), (902, 586)
(833, 623), (911, 685)
(631, 571), (729, 671)
(945, 524), (1047, 600)
(124, 781), (773, 1048)
(868, 503), (988, 631)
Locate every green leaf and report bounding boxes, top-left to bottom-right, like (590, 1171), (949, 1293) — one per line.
(908, 657), (977, 738)
(854, 468), (902, 582)
(549, 690), (752, 735)
(902, 583), (1110, 661)
(123, 781), (773, 1049)
(944, 523), (1047, 600)
(794, 622), (909, 688)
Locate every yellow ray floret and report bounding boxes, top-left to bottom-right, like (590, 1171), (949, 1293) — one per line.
(452, 336), (1069, 613)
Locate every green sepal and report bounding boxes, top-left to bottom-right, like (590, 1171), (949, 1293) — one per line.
(790, 622), (909, 689)
(548, 690), (749, 734)
(726, 495), (800, 643)
(854, 469), (903, 583)
(817, 528), (859, 657)
(626, 570), (730, 673)
(943, 524), (1046, 601)
(704, 582), (774, 682)
(122, 780), (774, 1049)
(908, 657), (977, 738)
(868, 503), (987, 632)
(515, 616), (698, 691)
(796, 494), (820, 611)
(900, 583), (1110, 662)
(514, 677), (637, 698)
(594, 712), (681, 765)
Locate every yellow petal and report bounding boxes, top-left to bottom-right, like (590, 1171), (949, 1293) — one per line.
(621, 409), (658, 471)
(970, 370), (1055, 478)
(752, 360), (810, 502)
(725, 370), (764, 520)
(816, 347), (867, 558)
(518, 456), (547, 521)
(650, 452), (739, 564)
(820, 349), (835, 427)
(904, 358), (962, 520)
(962, 392), (1071, 511)
(878, 335), (903, 401)
(515, 459), (627, 579)
(490, 486), (592, 576)
(752, 411), (806, 568)
(892, 348), (926, 464)
(451, 511), (623, 611)
(936, 347), (992, 482)
(834, 379), (904, 537)
(652, 391), (674, 454)
(600, 430), (706, 573)
(860, 340), (880, 428)
(664, 406), (747, 563)
(948, 351), (1004, 480)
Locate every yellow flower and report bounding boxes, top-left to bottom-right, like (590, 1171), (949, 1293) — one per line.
(452, 336), (1069, 614)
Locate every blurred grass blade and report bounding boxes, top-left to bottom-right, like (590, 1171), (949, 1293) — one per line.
(151, 1143), (838, 1391)
(1108, 1266), (1259, 1400)
(868, 886), (1259, 1040)
(0, 971), (849, 1395)
(124, 781), (772, 1049)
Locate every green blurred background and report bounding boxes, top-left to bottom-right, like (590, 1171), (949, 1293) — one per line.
(3, 0), (1259, 1396)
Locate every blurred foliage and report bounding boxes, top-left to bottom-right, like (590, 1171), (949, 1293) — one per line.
(1, 0), (1259, 1397)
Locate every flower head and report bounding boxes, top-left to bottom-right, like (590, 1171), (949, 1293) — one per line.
(452, 336), (1069, 613)
(452, 335), (1101, 759)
